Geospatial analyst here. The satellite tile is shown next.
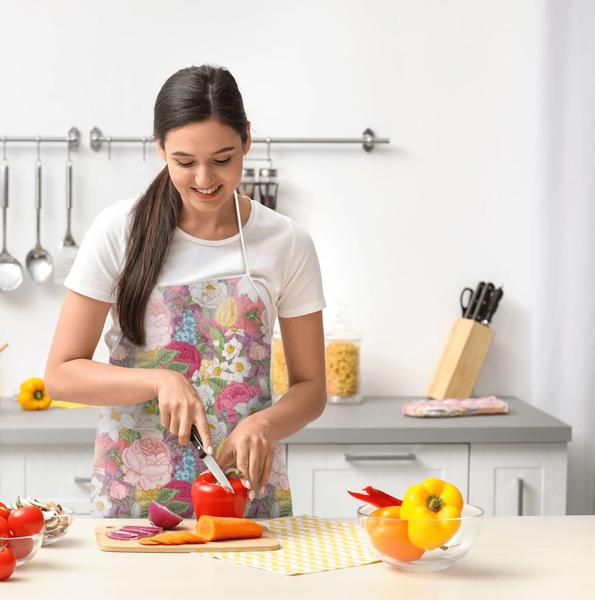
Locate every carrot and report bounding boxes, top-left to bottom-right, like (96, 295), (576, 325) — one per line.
(195, 515), (263, 542)
(139, 531), (205, 545)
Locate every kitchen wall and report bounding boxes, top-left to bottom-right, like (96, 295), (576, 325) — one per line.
(7, 0), (594, 511)
(0, 0), (546, 401)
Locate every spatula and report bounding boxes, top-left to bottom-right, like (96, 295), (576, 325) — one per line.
(53, 155), (78, 285)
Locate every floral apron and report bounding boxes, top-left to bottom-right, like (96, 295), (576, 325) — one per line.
(89, 191), (292, 519)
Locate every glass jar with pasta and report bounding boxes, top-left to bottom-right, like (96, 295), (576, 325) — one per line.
(325, 307), (362, 404)
(271, 332), (289, 401)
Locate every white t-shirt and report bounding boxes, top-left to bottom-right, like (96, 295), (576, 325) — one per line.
(64, 196), (326, 350)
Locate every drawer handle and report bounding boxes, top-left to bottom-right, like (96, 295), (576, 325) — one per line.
(516, 477), (524, 516)
(344, 453), (416, 462)
(74, 475), (92, 484)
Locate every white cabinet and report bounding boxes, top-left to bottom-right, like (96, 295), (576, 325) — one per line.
(0, 441), (568, 518)
(468, 443), (567, 515)
(0, 445), (94, 515)
(287, 443), (469, 518)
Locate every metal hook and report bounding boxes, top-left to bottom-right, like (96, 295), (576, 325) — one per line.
(266, 138), (273, 168)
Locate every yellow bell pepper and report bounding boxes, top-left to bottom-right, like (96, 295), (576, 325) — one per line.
(400, 478), (464, 550)
(18, 377), (52, 411)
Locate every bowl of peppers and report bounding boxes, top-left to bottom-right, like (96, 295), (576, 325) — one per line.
(351, 478), (483, 573)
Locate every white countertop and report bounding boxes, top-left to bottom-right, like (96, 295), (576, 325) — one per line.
(5, 515), (595, 598)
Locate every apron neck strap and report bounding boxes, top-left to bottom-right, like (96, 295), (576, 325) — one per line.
(234, 190), (251, 276)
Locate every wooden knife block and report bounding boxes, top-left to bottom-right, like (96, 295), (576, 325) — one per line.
(426, 318), (494, 399)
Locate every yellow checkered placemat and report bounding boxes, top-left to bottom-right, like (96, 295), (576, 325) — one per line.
(196, 514), (380, 575)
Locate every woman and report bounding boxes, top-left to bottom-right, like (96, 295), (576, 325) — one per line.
(45, 65), (326, 519)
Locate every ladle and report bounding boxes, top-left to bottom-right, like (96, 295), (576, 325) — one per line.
(25, 140), (53, 283)
(0, 140), (24, 292)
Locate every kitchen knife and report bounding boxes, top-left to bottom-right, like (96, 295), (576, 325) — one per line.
(190, 425), (235, 494)
(464, 281), (485, 319)
(471, 282), (491, 322)
(476, 282), (495, 323)
(482, 286), (504, 325)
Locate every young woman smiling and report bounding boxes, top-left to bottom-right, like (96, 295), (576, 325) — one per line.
(45, 65), (326, 519)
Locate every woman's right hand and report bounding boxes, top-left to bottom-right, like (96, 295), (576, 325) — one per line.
(156, 370), (212, 450)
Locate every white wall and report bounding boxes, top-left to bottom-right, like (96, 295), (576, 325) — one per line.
(0, 0), (545, 404)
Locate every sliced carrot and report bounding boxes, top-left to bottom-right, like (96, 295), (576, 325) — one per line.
(195, 515), (263, 542)
(139, 531), (205, 545)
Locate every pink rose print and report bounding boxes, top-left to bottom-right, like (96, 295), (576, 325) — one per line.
(144, 300), (173, 349)
(109, 480), (129, 500)
(215, 382), (258, 426)
(236, 296), (262, 333)
(122, 438), (173, 490)
(163, 341), (201, 379)
(248, 342), (268, 361)
(96, 436), (130, 476)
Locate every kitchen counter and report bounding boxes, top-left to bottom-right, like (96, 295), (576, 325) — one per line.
(0, 396), (571, 444)
(5, 515), (595, 598)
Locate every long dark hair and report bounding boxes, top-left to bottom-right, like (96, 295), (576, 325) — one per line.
(115, 65), (249, 346)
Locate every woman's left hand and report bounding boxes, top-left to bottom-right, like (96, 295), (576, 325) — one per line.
(216, 414), (274, 500)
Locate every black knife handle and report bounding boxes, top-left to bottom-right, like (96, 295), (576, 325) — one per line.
(464, 281), (485, 319)
(190, 424), (207, 459)
(471, 282), (492, 322)
(484, 287), (504, 324)
(477, 283), (495, 322)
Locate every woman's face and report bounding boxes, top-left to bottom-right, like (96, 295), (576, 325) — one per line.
(157, 118), (250, 215)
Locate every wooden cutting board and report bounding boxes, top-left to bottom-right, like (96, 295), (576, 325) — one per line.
(95, 519), (280, 553)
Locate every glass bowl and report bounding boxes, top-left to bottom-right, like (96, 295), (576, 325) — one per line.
(0, 532), (43, 566)
(358, 503), (483, 573)
(42, 506), (75, 545)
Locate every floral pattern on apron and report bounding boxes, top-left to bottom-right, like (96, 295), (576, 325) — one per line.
(89, 194), (292, 519)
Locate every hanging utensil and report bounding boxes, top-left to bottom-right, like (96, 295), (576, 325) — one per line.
(53, 151), (78, 285)
(0, 141), (24, 292)
(25, 140), (53, 283)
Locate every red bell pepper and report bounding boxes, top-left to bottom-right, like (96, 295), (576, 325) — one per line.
(191, 470), (249, 519)
(347, 485), (402, 507)
(363, 486), (402, 506)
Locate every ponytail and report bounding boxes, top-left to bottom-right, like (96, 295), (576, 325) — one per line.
(115, 167), (181, 346)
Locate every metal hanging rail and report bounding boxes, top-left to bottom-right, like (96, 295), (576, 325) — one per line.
(0, 127), (81, 150)
(90, 127), (389, 159)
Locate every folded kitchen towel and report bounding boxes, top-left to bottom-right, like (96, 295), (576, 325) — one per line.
(402, 396), (508, 418)
(195, 514), (379, 575)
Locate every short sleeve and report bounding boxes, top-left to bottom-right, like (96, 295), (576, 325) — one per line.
(277, 221), (326, 318)
(64, 201), (131, 303)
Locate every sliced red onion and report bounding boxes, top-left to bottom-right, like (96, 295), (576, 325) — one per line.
(118, 526), (162, 534)
(106, 530), (143, 540)
(106, 524), (163, 540)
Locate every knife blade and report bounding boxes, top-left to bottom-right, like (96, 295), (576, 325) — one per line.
(190, 425), (235, 494)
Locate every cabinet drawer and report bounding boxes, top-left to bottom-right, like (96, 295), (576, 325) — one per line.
(469, 443), (567, 516)
(287, 443), (469, 518)
(0, 445), (95, 515)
